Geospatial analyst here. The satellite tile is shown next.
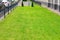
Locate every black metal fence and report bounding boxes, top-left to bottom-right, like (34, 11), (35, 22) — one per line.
(33, 1), (41, 5)
(59, 5), (60, 12)
(0, 1), (19, 18)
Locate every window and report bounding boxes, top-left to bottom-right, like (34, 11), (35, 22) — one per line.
(48, 0), (51, 3)
(55, 0), (58, 4)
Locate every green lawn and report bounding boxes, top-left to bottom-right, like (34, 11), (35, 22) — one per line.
(0, 4), (60, 40)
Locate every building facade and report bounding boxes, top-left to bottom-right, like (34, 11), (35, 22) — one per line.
(34, 0), (60, 12)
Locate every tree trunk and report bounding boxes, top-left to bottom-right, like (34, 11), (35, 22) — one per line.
(21, 0), (24, 7)
(31, 0), (34, 7)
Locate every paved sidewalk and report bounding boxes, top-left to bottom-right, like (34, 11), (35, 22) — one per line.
(41, 5), (60, 15)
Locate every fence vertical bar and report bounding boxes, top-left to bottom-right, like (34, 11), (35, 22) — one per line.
(8, 4), (9, 14)
(4, 6), (5, 18)
(59, 5), (60, 12)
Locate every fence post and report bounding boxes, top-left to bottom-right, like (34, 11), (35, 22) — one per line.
(59, 5), (60, 12)
(8, 4), (9, 14)
(13, 3), (15, 10)
(11, 2), (13, 12)
(13, 4), (14, 10)
(4, 6), (6, 18)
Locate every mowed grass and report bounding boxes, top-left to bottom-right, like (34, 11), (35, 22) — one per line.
(0, 4), (60, 40)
